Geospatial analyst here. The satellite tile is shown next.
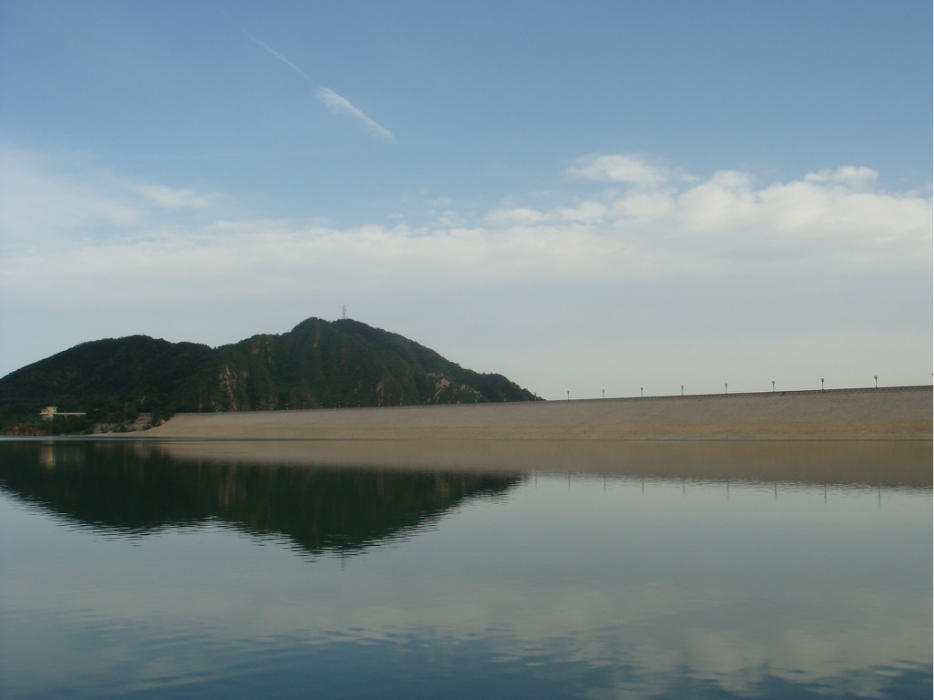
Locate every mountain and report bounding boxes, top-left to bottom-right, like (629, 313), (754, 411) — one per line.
(0, 318), (537, 433)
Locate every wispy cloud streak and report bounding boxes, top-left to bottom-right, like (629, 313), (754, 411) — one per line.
(313, 87), (394, 141)
(242, 31), (313, 82)
(242, 30), (394, 142)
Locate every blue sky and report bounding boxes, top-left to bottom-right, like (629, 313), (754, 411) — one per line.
(1, 1), (931, 397)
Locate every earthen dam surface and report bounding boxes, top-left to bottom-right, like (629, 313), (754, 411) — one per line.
(146, 386), (931, 441)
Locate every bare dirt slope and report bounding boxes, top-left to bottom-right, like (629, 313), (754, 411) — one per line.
(144, 386), (931, 441)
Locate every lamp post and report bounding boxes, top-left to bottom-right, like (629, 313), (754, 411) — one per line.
(874, 375), (878, 389)
(724, 383), (728, 395)
(821, 378), (824, 391)
(772, 380), (775, 392)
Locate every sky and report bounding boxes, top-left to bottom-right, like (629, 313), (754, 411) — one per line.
(0, 0), (931, 399)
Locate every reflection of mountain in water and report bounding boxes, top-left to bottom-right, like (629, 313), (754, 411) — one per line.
(0, 441), (521, 556)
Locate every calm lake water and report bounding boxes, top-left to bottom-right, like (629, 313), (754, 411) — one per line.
(0, 439), (930, 699)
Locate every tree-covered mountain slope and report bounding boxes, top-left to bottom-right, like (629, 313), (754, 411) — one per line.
(0, 318), (537, 433)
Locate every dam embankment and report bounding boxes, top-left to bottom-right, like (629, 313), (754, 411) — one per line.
(144, 386), (931, 441)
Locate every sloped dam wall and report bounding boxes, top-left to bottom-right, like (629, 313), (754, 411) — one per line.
(145, 386), (931, 441)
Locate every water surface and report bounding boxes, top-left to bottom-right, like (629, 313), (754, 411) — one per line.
(0, 439), (930, 699)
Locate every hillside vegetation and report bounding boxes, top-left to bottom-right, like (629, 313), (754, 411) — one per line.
(0, 318), (537, 434)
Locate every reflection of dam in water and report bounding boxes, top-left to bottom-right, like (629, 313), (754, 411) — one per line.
(0, 441), (520, 557)
(152, 438), (931, 488)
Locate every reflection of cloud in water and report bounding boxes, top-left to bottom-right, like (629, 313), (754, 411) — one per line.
(308, 584), (928, 697)
(2, 557), (927, 698)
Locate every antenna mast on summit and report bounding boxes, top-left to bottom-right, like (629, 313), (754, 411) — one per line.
(342, 305), (347, 320)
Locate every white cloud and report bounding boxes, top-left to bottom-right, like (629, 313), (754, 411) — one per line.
(804, 166), (879, 186)
(556, 201), (608, 222)
(486, 207), (546, 225)
(0, 148), (227, 252)
(675, 170), (760, 233)
(567, 154), (668, 186)
(0, 152), (139, 255)
(608, 191), (675, 220)
(130, 184), (219, 209)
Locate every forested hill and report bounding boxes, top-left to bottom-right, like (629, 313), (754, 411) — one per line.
(0, 318), (537, 433)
